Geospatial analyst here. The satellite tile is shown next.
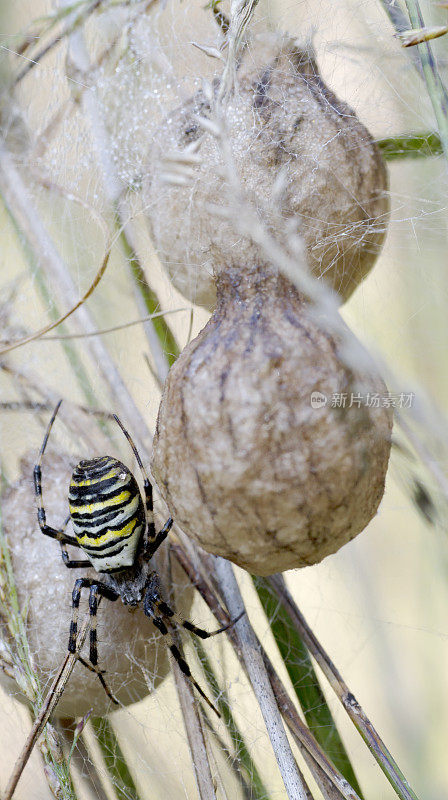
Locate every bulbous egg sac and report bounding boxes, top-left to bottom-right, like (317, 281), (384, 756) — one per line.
(152, 266), (393, 576)
(144, 32), (389, 310)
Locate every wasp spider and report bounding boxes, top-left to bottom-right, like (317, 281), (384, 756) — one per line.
(34, 401), (236, 715)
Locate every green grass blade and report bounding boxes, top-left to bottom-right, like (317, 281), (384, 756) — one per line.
(378, 132), (442, 160)
(117, 221), (180, 367)
(91, 716), (141, 800)
(253, 576), (363, 798)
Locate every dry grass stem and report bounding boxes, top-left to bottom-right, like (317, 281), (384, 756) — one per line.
(172, 541), (361, 800)
(214, 557), (309, 800)
(381, 0), (448, 161)
(41, 308), (185, 341)
(268, 574), (420, 800)
(162, 551), (217, 800)
(171, 638), (217, 800)
(3, 615), (91, 800)
(219, 0), (260, 97)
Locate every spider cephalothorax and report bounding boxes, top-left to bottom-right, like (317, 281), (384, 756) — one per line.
(33, 401), (236, 713)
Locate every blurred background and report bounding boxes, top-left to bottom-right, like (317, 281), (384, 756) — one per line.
(1, 1), (448, 799)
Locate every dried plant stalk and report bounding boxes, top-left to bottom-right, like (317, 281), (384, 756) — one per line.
(215, 556), (309, 800)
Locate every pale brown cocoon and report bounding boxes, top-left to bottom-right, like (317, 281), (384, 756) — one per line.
(152, 266), (392, 576)
(1, 454), (193, 717)
(144, 32), (389, 309)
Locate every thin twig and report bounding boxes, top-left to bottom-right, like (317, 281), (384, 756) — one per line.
(263, 661), (352, 800)
(0, 400), (94, 415)
(0, 212), (113, 355)
(3, 616), (91, 800)
(267, 574), (421, 800)
(253, 576), (363, 796)
(41, 308), (185, 340)
(0, 361), (112, 424)
(171, 641), (217, 800)
(0, 362), (115, 456)
(200, 713), (257, 800)
(191, 633), (270, 799)
(379, 0), (423, 72)
(219, 0), (260, 97)
(0, 497), (76, 799)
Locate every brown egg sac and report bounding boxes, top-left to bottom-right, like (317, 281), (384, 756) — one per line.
(1, 453), (193, 717)
(144, 32), (389, 310)
(152, 265), (392, 576)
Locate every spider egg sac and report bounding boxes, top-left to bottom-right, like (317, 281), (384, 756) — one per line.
(144, 32), (389, 309)
(152, 266), (392, 576)
(1, 453), (193, 717)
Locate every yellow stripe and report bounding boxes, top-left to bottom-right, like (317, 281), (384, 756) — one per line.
(69, 490), (131, 516)
(77, 517), (138, 547)
(73, 468), (122, 488)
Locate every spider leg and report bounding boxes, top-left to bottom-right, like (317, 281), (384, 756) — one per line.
(143, 576), (224, 718)
(34, 400), (87, 556)
(56, 514), (92, 569)
(112, 413), (172, 558)
(77, 656), (118, 705)
(68, 578), (119, 704)
(144, 595), (221, 718)
(144, 515), (173, 560)
(144, 571), (243, 640)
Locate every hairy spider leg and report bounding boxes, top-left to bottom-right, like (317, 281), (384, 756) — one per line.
(77, 656), (118, 705)
(144, 592), (221, 718)
(112, 413), (173, 558)
(34, 399), (91, 567)
(69, 577), (119, 704)
(152, 596), (244, 640)
(144, 571), (244, 639)
(143, 572), (244, 719)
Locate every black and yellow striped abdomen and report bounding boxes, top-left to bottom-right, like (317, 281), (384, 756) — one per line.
(69, 456), (145, 572)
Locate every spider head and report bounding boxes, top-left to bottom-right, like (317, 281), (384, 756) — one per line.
(77, 455), (113, 471)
